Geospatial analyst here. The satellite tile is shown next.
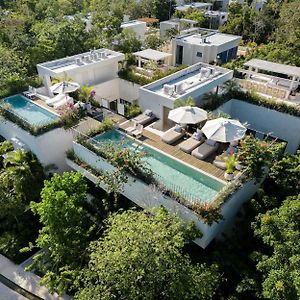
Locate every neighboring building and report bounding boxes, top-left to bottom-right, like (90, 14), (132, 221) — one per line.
(121, 20), (147, 41)
(229, 0), (267, 11)
(172, 29), (241, 65)
(139, 62), (233, 127)
(238, 58), (300, 100)
(176, 2), (212, 12)
(160, 18), (199, 38)
(37, 49), (125, 96)
(204, 11), (228, 29)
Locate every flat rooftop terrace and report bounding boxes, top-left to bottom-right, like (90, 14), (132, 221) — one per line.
(177, 31), (241, 46)
(37, 48), (125, 74)
(141, 63), (233, 100)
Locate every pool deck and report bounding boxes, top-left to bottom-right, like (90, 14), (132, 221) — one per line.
(119, 121), (225, 181)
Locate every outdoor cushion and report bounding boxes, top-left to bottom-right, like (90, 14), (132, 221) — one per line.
(205, 139), (216, 146)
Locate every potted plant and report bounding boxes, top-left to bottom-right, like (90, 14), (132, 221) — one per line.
(224, 155), (236, 181)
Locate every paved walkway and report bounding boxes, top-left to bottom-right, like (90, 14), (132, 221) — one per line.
(0, 255), (71, 300)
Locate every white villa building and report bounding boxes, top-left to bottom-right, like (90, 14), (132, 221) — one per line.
(37, 48), (125, 97)
(204, 11), (228, 29)
(139, 63), (233, 128)
(176, 2), (212, 12)
(121, 20), (147, 41)
(160, 18), (199, 38)
(172, 29), (241, 65)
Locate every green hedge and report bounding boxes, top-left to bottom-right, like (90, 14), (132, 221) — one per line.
(203, 89), (300, 117)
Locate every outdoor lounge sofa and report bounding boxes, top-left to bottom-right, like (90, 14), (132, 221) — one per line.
(161, 125), (186, 144)
(191, 139), (219, 160)
(46, 94), (67, 106)
(179, 131), (205, 153)
(133, 110), (155, 125)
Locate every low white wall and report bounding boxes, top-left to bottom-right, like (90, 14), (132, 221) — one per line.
(93, 78), (140, 104)
(72, 142), (261, 248)
(215, 99), (300, 153)
(0, 118), (73, 173)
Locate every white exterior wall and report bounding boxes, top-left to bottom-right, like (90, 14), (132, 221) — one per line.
(93, 78), (140, 103)
(160, 22), (179, 37)
(173, 36), (241, 65)
(215, 99), (300, 153)
(121, 22), (147, 41)
(0, 118), (73, 172)
(70, 142), (262, 248)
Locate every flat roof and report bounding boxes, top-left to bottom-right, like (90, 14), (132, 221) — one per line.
(176, 2), (212, 11)
(133, 49), (172, 61)
(176, 31), (241, 46)
(121, 20), (146, 28)
(161, 18), (198, 25)
(244, 59), (300, 77)
(37, 48), (125, 74)
(141, 63), (233, 100)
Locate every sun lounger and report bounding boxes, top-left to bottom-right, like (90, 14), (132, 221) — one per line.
(191, 140), (219, 160)
(161, 125), (186, 144)
(179, 136), (205, 153)
(53, 96), (73, 109)
(46, 94), (66, 106)
(133, 110), (155, 125)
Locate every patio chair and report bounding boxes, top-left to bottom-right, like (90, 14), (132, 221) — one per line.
(53, 96), (74, 109)
(125, 120), (137, 134)
(178, 132), (205, 153)
(133, 110), (155, 125)
(46, 94), (66, 106)
(191, 139), (219, 160)
(161, 125), (186, 145)
(132, 124), (143, 138)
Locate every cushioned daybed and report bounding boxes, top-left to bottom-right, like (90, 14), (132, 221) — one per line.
(161, 125), (185, 144)
(192, 139), (219, 160)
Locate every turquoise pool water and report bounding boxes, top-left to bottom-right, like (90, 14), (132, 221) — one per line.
(1, 95), (59, 126)
(91, 130), (224, 204)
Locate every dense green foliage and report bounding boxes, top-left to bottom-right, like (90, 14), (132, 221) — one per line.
(0, 145), (45, 262)
(75, 208), (220, 300)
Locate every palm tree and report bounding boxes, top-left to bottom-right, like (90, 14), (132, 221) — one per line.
(3, 150), (45, 203)
(174, 96), (195, 108)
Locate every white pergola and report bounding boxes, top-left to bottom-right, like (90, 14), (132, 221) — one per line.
(244, 58), (300, 93)
(133, 49), (172, 67)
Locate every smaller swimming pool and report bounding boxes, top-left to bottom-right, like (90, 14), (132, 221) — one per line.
(90, 130), (224, 204)
(1, 95), (59, 126)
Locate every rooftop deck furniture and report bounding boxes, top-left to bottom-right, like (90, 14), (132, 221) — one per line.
(125, 120), (137, 134)
(178, 135), (205, 153)
(133, 110), (155, 125)
(132, 124), (144, 138)
(161, 126), (186, 144)
(191, 139), (219, 160)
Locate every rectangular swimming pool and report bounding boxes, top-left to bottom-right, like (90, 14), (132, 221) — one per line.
(1, 95), (59, 126)
(90, 130), (224, 204)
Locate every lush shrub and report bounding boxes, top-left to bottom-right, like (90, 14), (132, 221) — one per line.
(125, 104), (141, 119)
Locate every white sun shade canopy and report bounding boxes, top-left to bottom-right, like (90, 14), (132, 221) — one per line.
(202, 118), (246, 142)
(168, 106), (208, 124)
(133, 49), (172, 61)
(50, 81), (80, 94)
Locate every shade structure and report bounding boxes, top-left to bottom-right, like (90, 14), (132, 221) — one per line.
(168, 106), (208, 124)
(201, 118), (246, 142)
(50, 81), (80, 94)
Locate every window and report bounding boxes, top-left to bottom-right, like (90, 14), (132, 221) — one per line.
(196, 52), (202, 58)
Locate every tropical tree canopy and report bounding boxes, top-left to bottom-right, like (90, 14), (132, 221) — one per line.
(75, 208), (220, 300)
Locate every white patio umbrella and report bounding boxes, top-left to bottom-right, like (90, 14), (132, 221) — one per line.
(50, 81), (80, 94)
(168, 106), (208, 124)
(201, 118), (246, 143)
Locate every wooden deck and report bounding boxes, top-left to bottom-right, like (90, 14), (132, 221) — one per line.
(119, 121), (225, 181)
(141, 130), (225, 181)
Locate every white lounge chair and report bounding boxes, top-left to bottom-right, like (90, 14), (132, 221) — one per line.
(53, 96), (73, 109)
(125, 120), (137, 134)
(133, 110), (155, 125)
(46, 94), (66, 106)
(132, 124), (143, 138)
